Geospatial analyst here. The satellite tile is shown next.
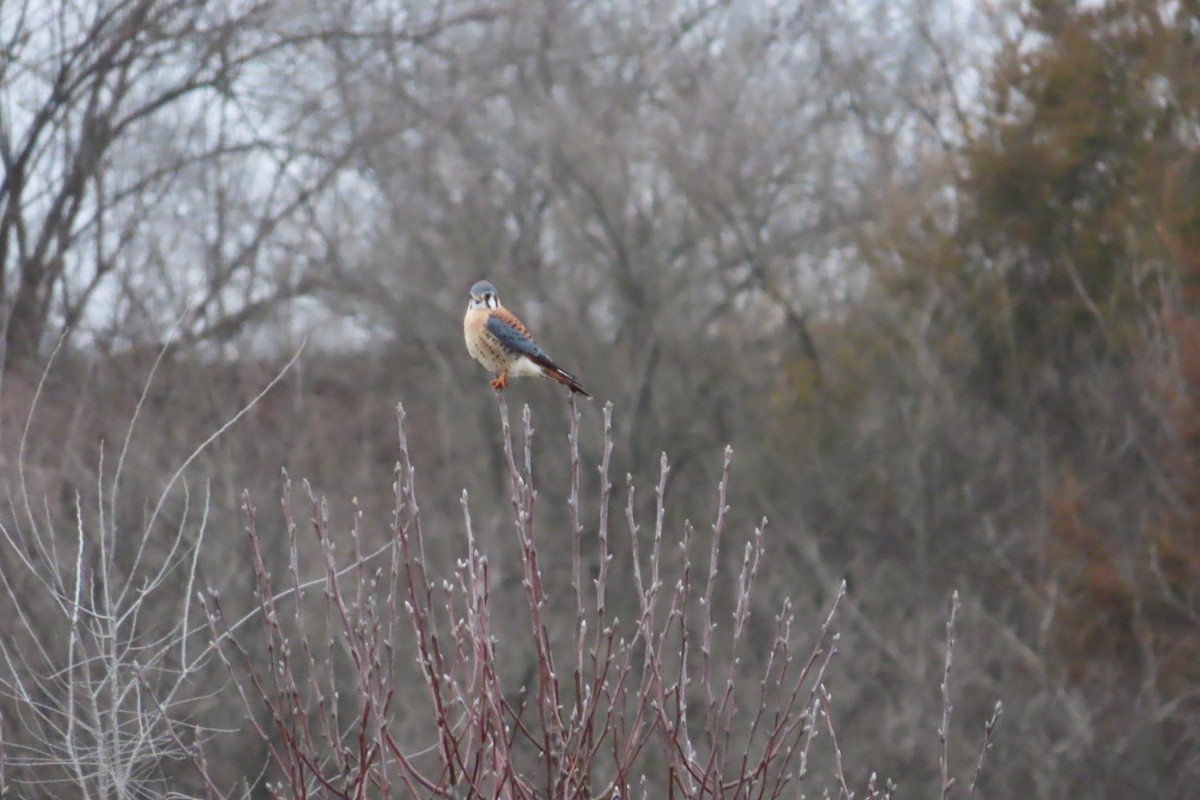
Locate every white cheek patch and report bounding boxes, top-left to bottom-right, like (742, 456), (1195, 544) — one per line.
(510, 356), (543, 378)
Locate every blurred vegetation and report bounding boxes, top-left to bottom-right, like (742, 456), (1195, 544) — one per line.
(2, 0), (1199, 796)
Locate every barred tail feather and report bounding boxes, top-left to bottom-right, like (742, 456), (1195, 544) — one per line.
(541, 364), (591, 398)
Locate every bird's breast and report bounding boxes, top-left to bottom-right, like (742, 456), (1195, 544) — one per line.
(464, 308), (512, 371)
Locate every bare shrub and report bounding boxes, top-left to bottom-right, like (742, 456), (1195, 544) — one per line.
(0, 346), (998, 798)
(202, 395), (996, 798)
(0, 341), (298, 798)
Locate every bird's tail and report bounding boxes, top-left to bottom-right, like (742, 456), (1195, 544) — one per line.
(541, 364), (591, 398)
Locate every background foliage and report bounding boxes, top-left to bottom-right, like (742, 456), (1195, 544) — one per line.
(2, 0), (1198, 796)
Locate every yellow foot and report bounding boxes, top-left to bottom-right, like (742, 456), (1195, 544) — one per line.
(490, 372), (508, 391)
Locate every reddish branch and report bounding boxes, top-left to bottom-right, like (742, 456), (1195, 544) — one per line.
(199, 401), (988, 797)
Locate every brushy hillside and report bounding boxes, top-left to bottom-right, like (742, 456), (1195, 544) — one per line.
(0, 371), (996, 797)
(2, 0), (1199, 796)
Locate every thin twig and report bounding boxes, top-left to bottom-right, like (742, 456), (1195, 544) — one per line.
(941, 591), (961, 800)
(968, 702), (1002, 800)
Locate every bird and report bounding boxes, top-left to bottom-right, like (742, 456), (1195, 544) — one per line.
(463, 280), (591, 398)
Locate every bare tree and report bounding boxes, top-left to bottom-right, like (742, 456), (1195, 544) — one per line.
(0, 0), (490, 363)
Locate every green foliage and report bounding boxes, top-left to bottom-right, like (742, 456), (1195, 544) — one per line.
(959, 0), (1200, 391)
(815, 3), (1200, 794)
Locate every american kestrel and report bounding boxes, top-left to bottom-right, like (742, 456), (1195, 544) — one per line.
(463, 280), (591, 397)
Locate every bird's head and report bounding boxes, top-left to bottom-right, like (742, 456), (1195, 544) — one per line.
(468, 280), (500, 311)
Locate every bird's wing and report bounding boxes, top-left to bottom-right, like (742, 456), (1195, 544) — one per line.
(487, 311), (550, 364)
(488, 308), (591, 397)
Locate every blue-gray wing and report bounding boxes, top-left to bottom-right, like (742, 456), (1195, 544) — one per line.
(487, 314), (549, 363)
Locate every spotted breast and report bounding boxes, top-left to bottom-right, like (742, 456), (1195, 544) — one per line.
(464, 305), (514, 373)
